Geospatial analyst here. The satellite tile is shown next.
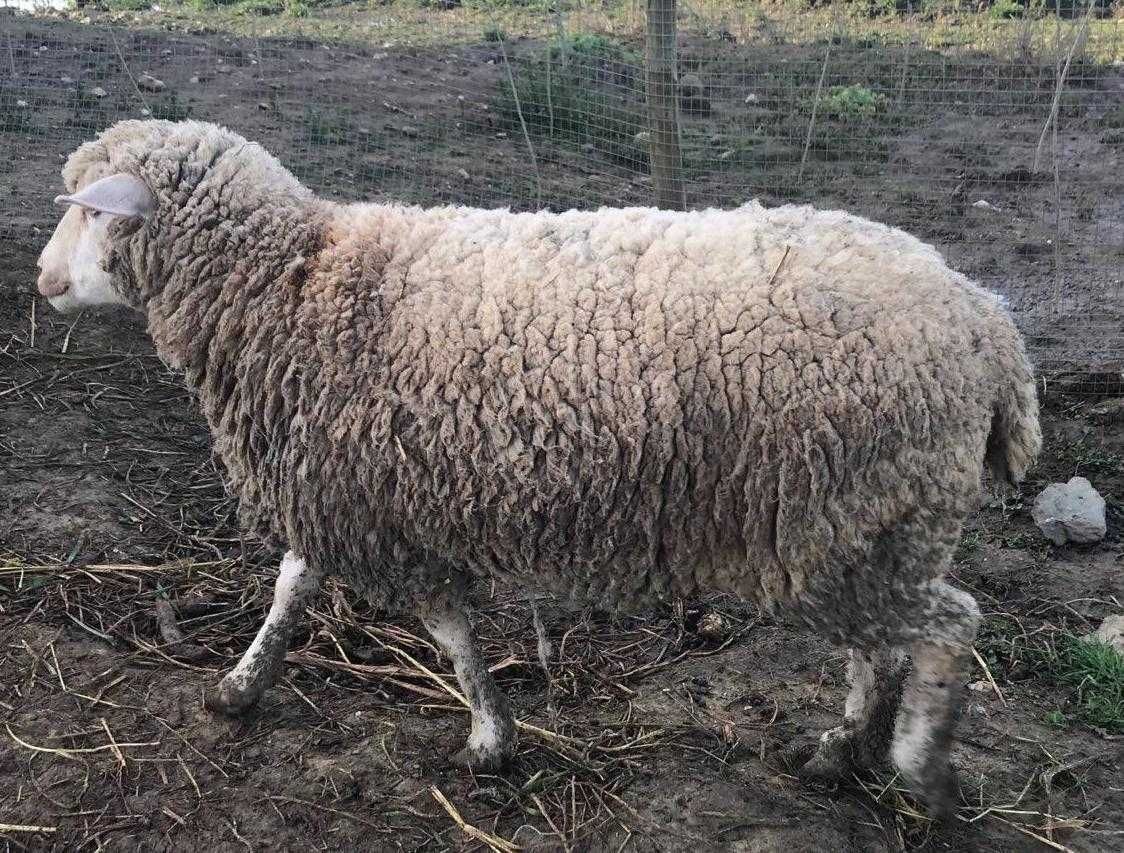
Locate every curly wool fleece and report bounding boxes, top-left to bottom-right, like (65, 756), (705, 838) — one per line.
(64, 120), (1040, 629)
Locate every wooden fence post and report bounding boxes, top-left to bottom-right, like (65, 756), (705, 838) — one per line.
(645, 0), (686, 210)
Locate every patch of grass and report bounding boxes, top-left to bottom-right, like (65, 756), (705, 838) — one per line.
(1045, 708), (1068, 728)
(988, 0), (1025, 18)
(184, 0), (240, 9)
(956, 528), (984, 560)
(977, 618), (1124, 733)
(1044, 637), (1124, 733)
(483, 27), (508, 43)
(1062, 437), (1122, 477)
(303, 107), (349, 146)
(150, 92), (192, 122)
(105, 0), (154, 10)
(551, 33), (640, 64)
(974, 614), (1029, 677)
(819, 84), (888, 120)
(233, 0), (283, 14)
(0, 105), (33, 135)
(65, 84), (105, 133)
(493, 33), (647, 169)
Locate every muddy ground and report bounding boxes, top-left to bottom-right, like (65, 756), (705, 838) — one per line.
(2, 8), (1123, 853)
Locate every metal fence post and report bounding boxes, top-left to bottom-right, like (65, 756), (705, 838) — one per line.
(645, 0), (686, 211)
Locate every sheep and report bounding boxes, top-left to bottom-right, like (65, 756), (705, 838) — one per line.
(35, 119), (1041, 816)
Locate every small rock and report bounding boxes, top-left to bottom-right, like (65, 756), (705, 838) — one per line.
(633, 130), (651, 145)
(456, 168), (469, 180)
(1087, 397), (1124, 423)
(137, 73), (165, 92)
(1084, 615), (1124, 655)
(189, 75), (201, 84)
(140, 108), (151, 117)
(400, 125), (418, 138)
(679, 72), (711, 116)
(718, 149), (736, 161)
(679, 72), (705, 95)
(494, 131), (508, 139)
(582, 143), (595, 154)
(16, 99), (28, 108)
(91, 86), (107, 98)
(744, 93), (759, 103)
(696, 611), (729, 640)
(61, 75), (74, 84)
(968, 680), (991, 693)
(257, 102), (271, 111)
(972, 199), (999, 211)
(1032, 477), (1107, 546)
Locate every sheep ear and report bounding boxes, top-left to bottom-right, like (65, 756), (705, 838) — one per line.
(55, 173), (154, 219)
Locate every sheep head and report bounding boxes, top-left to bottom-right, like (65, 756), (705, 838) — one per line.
(37, 172), (154, 313)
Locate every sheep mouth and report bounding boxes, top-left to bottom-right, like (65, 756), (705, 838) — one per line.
(37, 278), (70, 297)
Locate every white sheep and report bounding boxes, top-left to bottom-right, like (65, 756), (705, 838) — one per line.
(35, 119), (1041, 816)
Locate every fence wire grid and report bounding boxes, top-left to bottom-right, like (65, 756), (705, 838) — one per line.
(1, 0), (1122, 391)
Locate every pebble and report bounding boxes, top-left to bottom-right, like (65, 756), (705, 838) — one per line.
(137, 73), (165, 92)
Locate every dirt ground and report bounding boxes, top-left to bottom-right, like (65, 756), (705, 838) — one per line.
(2, 8), (1123, 853)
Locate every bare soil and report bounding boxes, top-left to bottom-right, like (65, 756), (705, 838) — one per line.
(2, 11), (1123, 853)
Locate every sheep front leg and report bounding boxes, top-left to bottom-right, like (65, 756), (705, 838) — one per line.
(891, 580), (981, 819)
(419, 593), (518, 773)
(799, 646), (908, 782)
(205, 552), (322, 715)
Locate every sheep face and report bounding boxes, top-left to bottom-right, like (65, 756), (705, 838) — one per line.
(36, 173), (153, 314)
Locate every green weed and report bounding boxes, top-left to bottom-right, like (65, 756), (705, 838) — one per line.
(303, 107), (349, 146)
(1062, 437), (1122, 477)
(1044, 637), (1124, 733)
(989, 0), (1025, 18)
(819, 84), (888, 120)
(149, 92), (193, 122)
(493, 33), (647, 169)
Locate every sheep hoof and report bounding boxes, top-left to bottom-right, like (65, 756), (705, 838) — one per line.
(452, 743), (515, 774)
(779, 742), (817, 774)
(796, 729), (857, 786)
(449, 728), (514, 773)
(905, 761), (960, 822)
(203, 679), (262, 716)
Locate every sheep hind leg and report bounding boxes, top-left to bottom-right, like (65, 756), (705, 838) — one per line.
(205, 552), (322, 715)
(797, 646), (908, 784)
(419, 593), (518, 773)
(891, 579), (981, 819)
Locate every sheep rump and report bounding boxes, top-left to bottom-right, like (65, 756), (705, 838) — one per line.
(62, 120), (1040, 636)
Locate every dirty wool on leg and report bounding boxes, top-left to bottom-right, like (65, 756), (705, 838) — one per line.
(205, 552), (322, 715)
(420, 592), (518, 771)
(799, 645), (908, 782)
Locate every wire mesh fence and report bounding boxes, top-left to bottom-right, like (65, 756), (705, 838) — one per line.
(2, 0), (1121, 389)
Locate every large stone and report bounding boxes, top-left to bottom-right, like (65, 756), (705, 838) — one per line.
(1032, 477), (1107, 545)
(1084, 615), (1124, 655)
(1087, 397), (1124, 423)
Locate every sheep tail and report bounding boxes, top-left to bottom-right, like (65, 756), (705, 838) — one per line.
(983, 344), (1042, 491)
